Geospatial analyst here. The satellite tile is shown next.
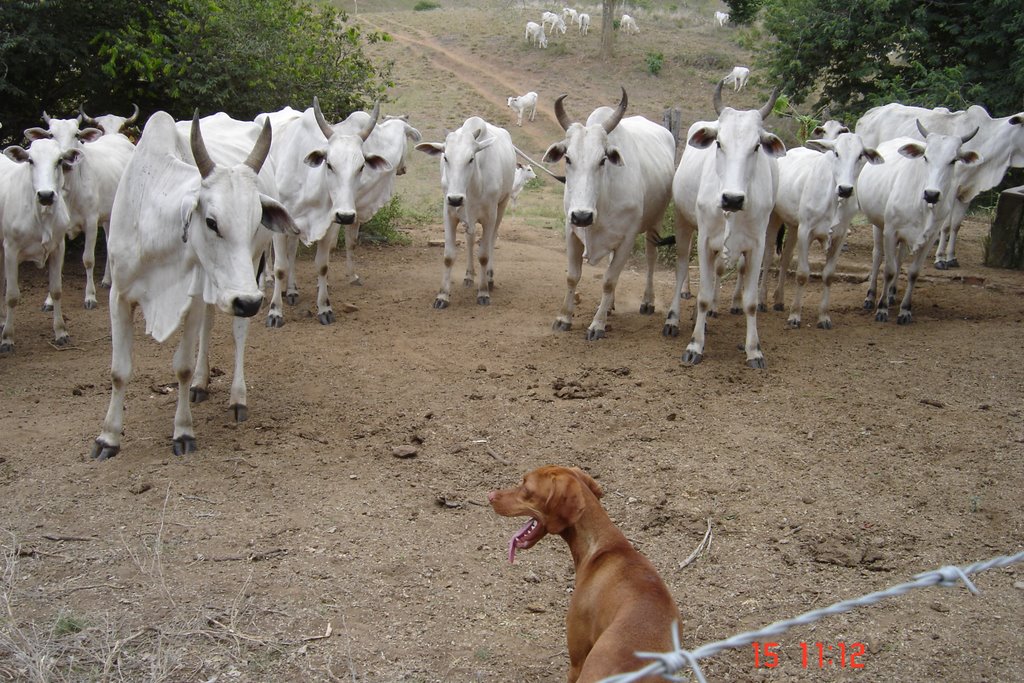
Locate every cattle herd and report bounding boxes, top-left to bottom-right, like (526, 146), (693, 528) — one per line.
(0, 73), (1021, 460)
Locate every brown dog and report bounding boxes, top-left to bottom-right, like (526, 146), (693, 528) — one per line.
(488, 466), (682, 682)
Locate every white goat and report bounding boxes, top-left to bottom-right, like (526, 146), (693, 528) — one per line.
(507, 92), (539, 127)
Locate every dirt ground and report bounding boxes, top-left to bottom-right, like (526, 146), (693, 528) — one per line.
(2, 3), (1023, 682)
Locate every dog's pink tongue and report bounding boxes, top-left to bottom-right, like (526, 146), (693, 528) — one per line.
(507, 519), (535, 564)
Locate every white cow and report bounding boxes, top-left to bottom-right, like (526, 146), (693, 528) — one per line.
(415, 117), (516, 309)
(510, 162), (537, 209)
(91, 111), (297, 460)
(857, 122), (980, 324)
(666, 82), (785, 368)
(723, 66), (750, 91)
(562, 7), (579, 26)
(507, 91), (539, 127)
(258, 99), (389, 328)
(714, 10), (730, 26)
(811, 119), (850, 140)
(856, 102), (1024, 269)
(79, 104), (140, 138)
(578, 13), (590, 35)
(541, 11), (561, 33)
(762, 133), (883, 329)
(620, 13), (639, 34)
(542, 89), (675, 340)
(29, 113), (135, 307)
(0, 138), (78, 353)
(525, 21), (548, 48)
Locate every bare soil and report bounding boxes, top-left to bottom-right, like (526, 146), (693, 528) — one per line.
(2, 4), (1022, 682)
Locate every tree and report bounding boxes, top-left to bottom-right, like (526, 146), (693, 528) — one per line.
(758, 0), (1024, 121)
(723, 0), (764, 26)
(599, 0), (620, 59)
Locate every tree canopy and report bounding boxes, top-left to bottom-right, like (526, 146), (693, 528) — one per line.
(0, 0), (392, 146)
(756, 0), (1024, 121)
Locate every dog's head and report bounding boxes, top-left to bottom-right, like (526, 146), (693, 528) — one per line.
(488, 465), (603, 563)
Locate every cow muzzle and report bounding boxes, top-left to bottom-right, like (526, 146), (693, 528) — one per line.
(570, 210), (594, 227)
(37, 190), (55, 206)
(923, 190), (940, 205)
(837, 185), (854, 199)
(721, 192), (745, 212)
(231, 295), (264, 318)
(334, 211), (356, 225)
(446, 194), (465, 208)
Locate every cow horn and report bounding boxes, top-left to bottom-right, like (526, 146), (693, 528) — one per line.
(313, 96), (334, 140)
(359, 101), (380, 141)
(757, 87), (781, 120)
(42, 111), (52, 125)
(190, 110), (216, 179)
(554, 95), (573, 131)
(602, 87), (627, 134)
(915, 119), (929, 139)
(79, 104), (98, 127)
(712, 80), (725, 116)
(961, 126), (979, 145)
(125, 103), (140, 125)
(244, 119), (272, 175)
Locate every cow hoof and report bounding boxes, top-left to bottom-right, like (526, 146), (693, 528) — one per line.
(476, 295), (491, 305)
(681, 350), (703, 366)
(639, 303), (655, 315)
(53, 334), (70, 347)
(662, 323), (679, 337)
(946, 258), (959, 268)
(897, 312), (913, 325)
(681, 292), (692, 300)
(350, 276), (363, 286)
(433, 298), (449, 310)
(91, 439), (120, 461)
(318, 311), (336, 325)
(773, 303), (785, 311)
(746, 357), (767, 369)
(41, 303), (53, 312)
(875, 310), (889, 323)
(266, 314), (284, 328)
(934, 260), (947, 270)
(101, 280), (111, 290)
(552, 320), (571, 332)
(463, 277), (474, 287)
(707, 310), (719, 318)
(189, 387), (209, 403)
(0, 342), (13, 355)
(757, 303), (767, 313)
(786, 318), (801, 329)
(585, 327), (606, 341)
(729, 307), (741, 315)
(817, 319), (833, 330)
(284, 292), (299, 306)
(231, 404), (248, 422)
(84, 299), (97, 310)
(172, 435), (197, 456)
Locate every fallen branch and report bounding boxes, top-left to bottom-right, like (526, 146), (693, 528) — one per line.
(679, 518), (713, 569)
(485, 446), (510, 465)
(42, 533), (93, 542)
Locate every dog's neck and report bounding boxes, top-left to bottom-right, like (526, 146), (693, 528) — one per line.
(559, 501), (633, 570)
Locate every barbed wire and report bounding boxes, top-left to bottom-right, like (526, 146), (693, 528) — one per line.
(600, 550), (1024, 683)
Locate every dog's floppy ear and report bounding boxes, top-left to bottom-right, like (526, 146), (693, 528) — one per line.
(543, 470), (596, 534)
(568, 467), (603, 499)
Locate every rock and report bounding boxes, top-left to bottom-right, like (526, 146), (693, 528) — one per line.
(392, 445), (418, 459)
(341, 303), (359, 313)
(525, 604), (546, 613)
(129, 482), (152, 495)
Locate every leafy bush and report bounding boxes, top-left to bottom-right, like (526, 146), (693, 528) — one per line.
(645, 52), (665, 76)
(355, 195), (415, 246)
(413, 0), (440, 10)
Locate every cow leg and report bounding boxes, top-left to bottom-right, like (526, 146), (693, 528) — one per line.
(639, 230), (657, 314)
(435, 213), (459, 309)
(875, 229), (899, 322)
(1, 248), (20, 354)
(314, 226), (339, 325)
(47, 240), (70, 346)
(728, 264), (744, 315)
(586, 242), (633, 340)
(191, 303), (216, 403)
(815, 229), (846, 329)
(92, 288), (134, 459)
(939, 200), (967, 268)
(899, 234), (936, 324)
(343, 222), (363, 286)
(786, 226), (816, 329)
(864, 223), (883, 309)
(463, 223), (477, 287)
(100, 223), (112, 288)
(740, 243), (766, 368)
(477, 220), (495, 305)
(82, 218), (99, 309)
(760, 217), (782, 312)
(170, 298), (204, 455)
(773, 221), (797, 311)
(662, 221), (694, 336)
(266, 233), (291, 327)
(682, 236), (718, 365)
(229, 315), (250, 422)
(553, 231), (583, 331)
(285, 235), (300, 303)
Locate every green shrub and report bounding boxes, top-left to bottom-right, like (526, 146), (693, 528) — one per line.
(645, 52), (665, 76)
(353, 194), (421, 246)
(414, 0), (441, 10)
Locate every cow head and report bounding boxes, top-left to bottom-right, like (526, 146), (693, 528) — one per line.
(29, 113), (103, 152)
(811, 120), (850, 141)
(180, 112), (297, 317)
(4, 138), (80, 211)
(805, 132), (883, 200)
(79, 103), (140, 137)
(899, 121), (982, 206)
(542, 88), (627, 227)
(415, 117), (496, 211)
(687, 80), (786, 212)
(299, 97), (389, 242)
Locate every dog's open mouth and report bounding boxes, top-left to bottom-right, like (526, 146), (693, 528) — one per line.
(508, 517), (544, 564)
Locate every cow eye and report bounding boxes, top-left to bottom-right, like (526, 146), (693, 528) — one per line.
(565, 156), (572, 165)
(206, 217), (220, 235)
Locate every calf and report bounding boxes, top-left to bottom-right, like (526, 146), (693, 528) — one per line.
(620, 13), (639, 34)
(714, 10), (730, 26)
(723, 66), (750, 91)
(525, 21), (548, 48)
(510, 163), (537, 209)
(578, 13), (590, 35)
(416, 117), (516, 308)
(507, 91), (538, 127)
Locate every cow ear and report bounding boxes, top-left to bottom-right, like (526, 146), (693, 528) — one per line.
(760, 132), (787, 157)
(303, 150), (327, 168)
(863, 148), (884, 165)
(605, 147), (624, 166)
(4, 146), (30, 163)
(958, 151), (982, 166)
(259, 193), (299, 234)
(180, 194), (198, 243)
(405, 125), (422, 143)
(24, 128), (52, 142)
(897, 142), (925, 159)
(78, 127), (103, 143)
(415, 142), (445, 157)
(475, 135), (496, 151)
(543, 142), (566, 163)
(60, 149), (83, 170)
(811, 126), (825, 137)
(804, 139), (833, 154)
(1009, 114), (1022, 126)
(687, 125), (717, 149)
(364, 154), (392, 172)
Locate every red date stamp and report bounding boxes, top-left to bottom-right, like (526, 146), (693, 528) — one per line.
(752, 641), (866, 669)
